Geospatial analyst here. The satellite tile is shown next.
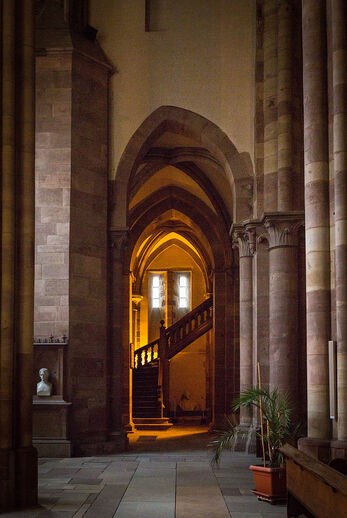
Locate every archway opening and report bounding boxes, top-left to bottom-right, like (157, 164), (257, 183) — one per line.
(113, 106), (245, 437)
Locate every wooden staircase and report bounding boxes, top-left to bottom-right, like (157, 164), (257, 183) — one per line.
(132, 360), (172, 430)
(132, 361), (161, 418)
(132, 297), (213, 429)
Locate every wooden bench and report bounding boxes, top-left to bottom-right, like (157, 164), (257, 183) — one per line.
(280, 443), (347, 518)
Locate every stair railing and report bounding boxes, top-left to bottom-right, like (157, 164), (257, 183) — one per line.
(132, 296), (213, 419)
(165, 297), (213, 359)
(133, 338), (159, 370)
(133, 296), (213, 369)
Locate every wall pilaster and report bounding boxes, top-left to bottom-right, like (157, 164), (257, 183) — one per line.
(0, 0), (37, 509)
(109, 230), (133, 434)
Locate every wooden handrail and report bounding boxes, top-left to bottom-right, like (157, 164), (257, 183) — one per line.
(165, 297), (213, 359)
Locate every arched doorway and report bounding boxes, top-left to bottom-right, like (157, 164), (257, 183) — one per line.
(109, 106), (254, 435)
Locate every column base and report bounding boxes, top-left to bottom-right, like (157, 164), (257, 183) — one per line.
(0, 448), (15, 511)
(15, 446), (38, 508)
(233, 425), (257, 454)
(0, 445), (38, 511)
(33, 439), (72, 458)
(73, 436), (127, 456)
(330, 440), (347, 460)
(298, 437), (331, 464)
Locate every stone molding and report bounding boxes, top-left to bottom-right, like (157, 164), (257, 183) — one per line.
(34, 335), (68, 345)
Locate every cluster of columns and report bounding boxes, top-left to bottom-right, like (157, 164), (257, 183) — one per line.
(300, 0), (347, 457)
(232, 214), (303, 428)
(0, 0), (37, 509)
(234, 0), (347, 459)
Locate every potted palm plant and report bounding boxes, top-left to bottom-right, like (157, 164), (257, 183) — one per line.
(210, 386), (295, 503)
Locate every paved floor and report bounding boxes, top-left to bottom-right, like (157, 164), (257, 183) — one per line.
(3, 426), (287, 518)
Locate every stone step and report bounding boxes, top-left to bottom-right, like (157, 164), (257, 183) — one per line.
(133, 417), (173, 430)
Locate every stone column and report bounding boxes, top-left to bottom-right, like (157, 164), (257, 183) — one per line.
(277, 0), (293, 211)
(331, 0), (347, 443)
(132, 294), (143, 349)
(302, 0), (331, 441)
(15, 0), (38, 505)
(109, 230), (132, 436)
(212, 270), (228, 427)
(1, 1), (16, 508)
(0, 0), (37, 510)
(265, 216), (302, 414)
(263, 0), (279, 211)
(233, 230), (254, 427)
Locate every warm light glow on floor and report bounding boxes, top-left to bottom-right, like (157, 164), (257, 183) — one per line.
(129, 424), (210, 452)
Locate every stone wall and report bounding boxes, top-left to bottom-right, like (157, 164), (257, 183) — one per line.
(34, 53), (71, 340)
(34, 14), (116, 453)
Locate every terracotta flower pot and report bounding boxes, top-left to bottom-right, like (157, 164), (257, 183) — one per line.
(249, 464), (287, 503)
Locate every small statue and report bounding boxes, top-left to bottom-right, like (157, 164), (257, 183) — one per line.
(179, 390), (198, 412)
(37, 368), (52, 396)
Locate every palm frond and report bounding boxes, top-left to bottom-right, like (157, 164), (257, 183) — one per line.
(209, 415), (237, 465)
(210, 387), (299, 467)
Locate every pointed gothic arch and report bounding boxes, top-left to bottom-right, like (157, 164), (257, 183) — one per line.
(111, 105), (254, 228)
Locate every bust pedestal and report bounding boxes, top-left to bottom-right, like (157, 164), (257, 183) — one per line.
(32, 396), (72, 457)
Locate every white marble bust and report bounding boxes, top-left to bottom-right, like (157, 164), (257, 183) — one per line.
(37, 368), (52, 397)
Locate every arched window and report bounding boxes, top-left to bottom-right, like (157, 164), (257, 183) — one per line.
(152, 275), (160, 308)
(178, 274), (189, 309)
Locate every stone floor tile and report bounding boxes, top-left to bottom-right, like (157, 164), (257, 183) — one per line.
(176, 499), (229, 518)
(134, 468), (176, 478)
(82, 485), (127, 518)
(260, 512), (286, 517)
(6, 426), (290, 518)
(46, 469), (79, 477)
(82, 461), (110, 469)
(50, 492), (89, 512)
(224, 499), (271, 513)
(221, 487), (241, 496)
(63, 486), (103, 493)
(225, 495), (264, 504)
(114, 501), (175, 518)
(73, 469), (105, 479)
(72, 503), (91, 517)
(37, 511), (75, 518)
(37, 510), (75, 518)
(38, 467), (54, 474)
(85, 494), (98, 504)
(1, 510), (41, 518)
(45, 484), (75, 491)
(230, 513), (262, 518)
(98, 474), (134, 484)
(69, 479), (101, 485)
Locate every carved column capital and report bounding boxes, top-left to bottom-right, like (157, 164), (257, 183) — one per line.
(263, 214), (304, 249)
(109, 229), (128, 259)
(232, 227), (256, 258)
(132, 293), (143, 311)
